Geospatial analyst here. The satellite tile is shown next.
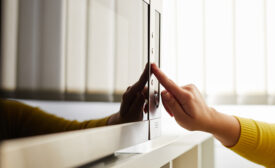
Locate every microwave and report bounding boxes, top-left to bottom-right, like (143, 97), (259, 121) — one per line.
(0, 0), (162, 167)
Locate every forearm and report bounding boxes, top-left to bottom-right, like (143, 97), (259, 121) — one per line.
(209, 109), (275, 167)
(1, 99), (110, 139)
(229, 117), (275, 167)
(107, 112), (122, 125)
(209, 109), (241, 147)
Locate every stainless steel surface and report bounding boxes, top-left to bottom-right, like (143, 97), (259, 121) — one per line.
(0, 121), (149, 168)
(0, 0), (163, 167)
(149, 118), (161, 139)
(149, 0), (162, 121)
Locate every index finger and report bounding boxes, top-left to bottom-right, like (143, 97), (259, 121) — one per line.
(130, 63), (149, 94)
(151, 64), (190, 103)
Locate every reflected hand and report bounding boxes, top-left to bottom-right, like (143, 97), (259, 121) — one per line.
(108, 65), (149, 125)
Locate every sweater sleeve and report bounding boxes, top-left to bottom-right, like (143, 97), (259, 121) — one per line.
(0, 99), (111, 140)
(229, 117), (275, 167)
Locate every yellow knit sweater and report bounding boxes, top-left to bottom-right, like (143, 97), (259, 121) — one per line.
(0, 99), (110, 140)
(230, 117), (275, 168)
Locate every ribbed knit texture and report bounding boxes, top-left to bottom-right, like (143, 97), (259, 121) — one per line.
(230, 117), (275, 168)
(0, 99), (110, 140)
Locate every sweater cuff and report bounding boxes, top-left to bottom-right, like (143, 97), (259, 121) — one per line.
(87, 116), (111, 128)
(229, 116), (258, 152)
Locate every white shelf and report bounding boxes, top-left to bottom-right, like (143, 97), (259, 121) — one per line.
(1, 128), (214, 168)
(88, 132), (214, 168)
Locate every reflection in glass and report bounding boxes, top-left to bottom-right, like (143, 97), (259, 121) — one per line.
(0, 0), (150, 140)
(0, 64), (149, 140)
(1, 0), (149, 102)
(86, 0), (149, 102)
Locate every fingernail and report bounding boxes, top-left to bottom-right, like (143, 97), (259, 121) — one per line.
(167, 111), (173, 117)
(151, 64), (157, 71)
(161, 90), (167, 97)
(162, 91), (170, 101)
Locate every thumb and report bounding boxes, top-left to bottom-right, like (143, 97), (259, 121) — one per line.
(162, 91), (190, 121)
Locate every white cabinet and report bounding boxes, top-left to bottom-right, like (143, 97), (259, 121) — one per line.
(0, 131), (214, 168)
(89, 132), (214, 168)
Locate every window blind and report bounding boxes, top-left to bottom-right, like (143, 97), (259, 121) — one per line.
(162, 0), (275, 105)
(0, 0), (148, 102)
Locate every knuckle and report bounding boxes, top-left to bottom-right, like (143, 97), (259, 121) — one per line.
(126, 86), (131, 91)
(189, 83), (195, 87)
(161, 90), (167, 96)
(122, 86), (133, 101)
(185, 92), (194, 101)
(184, 84), (196, 92)
(122, 93), (128, 102)
(187, 127), (195, 131)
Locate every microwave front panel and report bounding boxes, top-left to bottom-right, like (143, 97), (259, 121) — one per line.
(149, 0), (162, 121)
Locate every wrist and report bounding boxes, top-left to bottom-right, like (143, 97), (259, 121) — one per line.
(107, 112), (122, 125)
(210, 110), (241, 147)
(205, 107), (221, 134)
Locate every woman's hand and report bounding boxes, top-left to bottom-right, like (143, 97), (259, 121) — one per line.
(151, 64), (241, 147)
(108, 65), (149, 125)
(151, 64), (216, 132)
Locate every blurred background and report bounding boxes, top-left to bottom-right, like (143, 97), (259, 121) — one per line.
(162, 0), (275, 105)
(161, 0), (274, 167)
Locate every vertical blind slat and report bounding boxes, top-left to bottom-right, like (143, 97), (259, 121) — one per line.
(86, 0), (115, 98)
(127, 0), (144, 86)
(17, 0), (41, 92)
(65, 0), (87, 96)
(39, 0), (66, 94)
(114, 0), (130, 95)
(0, 0), (18, 91)
(267, 0), (275, 104)
(114, 0), (145, 95)
(160, 0), (178, 82)
(176, 0), (204, 92)
(205, 0), (235, 104)
(235, 0), (266, 104)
